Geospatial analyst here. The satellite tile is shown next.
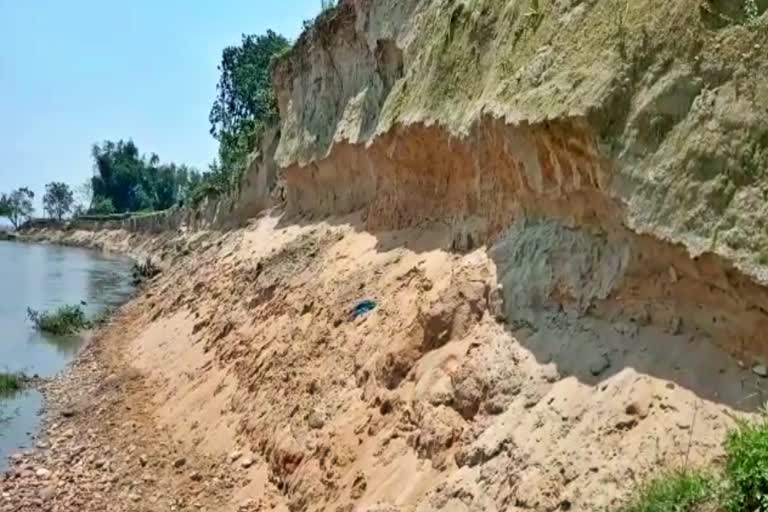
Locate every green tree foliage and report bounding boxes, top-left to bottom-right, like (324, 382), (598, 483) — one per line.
(208, 31), (289, 183)
(43, 182), (75, 220)
(90, 140), (201, 214)
(321, 0), (337, 11)
(0, 187), (35, 229)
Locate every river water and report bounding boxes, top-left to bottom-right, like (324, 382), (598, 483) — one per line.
(0, 241), (134, 468)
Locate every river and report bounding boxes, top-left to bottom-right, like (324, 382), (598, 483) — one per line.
(0, 240), (134, 468)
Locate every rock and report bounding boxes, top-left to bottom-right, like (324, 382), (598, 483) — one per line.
(60, 409), (76, 419)
(190, 471), (203, 482)
(228, 451), (242, 463)
(752, 364), (768, 378)
(35, 469), (51, 480)
(173, 457), (187, 469)
(94, 459), (107, 469)
(38, 486), (55, 501)
(307, 411), (325, 430)
(589, 355), (611, 377)
(139, 454), (148, 467)
(240, 457), (254, 469)
(625, 398), (650, 419)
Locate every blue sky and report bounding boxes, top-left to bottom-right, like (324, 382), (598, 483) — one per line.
(0, 0), (321, 210)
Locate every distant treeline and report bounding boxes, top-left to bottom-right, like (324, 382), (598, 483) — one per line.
(1, 24), (305, 229)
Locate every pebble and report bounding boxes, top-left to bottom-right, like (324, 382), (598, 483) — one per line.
(307, 411), (325, 430)
(589, 354), (611, 377)
(240, 457), (254, 469)
(35, 468), (52, 479)
(173, 457), (187, 469)
(752, 364), (768, 378)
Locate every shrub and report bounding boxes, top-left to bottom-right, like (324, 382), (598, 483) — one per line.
(724, 414), (768, 511)
(27, 304), (91, 335)
(618, 469), (717, 512)
(0, 372), (22, 396)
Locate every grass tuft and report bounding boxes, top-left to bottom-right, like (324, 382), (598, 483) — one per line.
(0, 372), (22, 396)
(617, 468), (717, 512)
(724, 413), (768, 512)
(27, 304), (91, 336)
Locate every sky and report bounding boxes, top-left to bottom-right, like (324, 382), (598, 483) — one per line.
(0, 0), (322, 211)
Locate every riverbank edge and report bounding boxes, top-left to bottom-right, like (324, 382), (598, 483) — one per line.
(0, 229), (235, 511)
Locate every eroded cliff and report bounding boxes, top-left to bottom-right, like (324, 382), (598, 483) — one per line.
(11, 2), (768, 511)
(270, 0), (768, 360)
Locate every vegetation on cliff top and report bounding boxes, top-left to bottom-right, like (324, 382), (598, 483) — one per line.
(207, 31), (290, 196)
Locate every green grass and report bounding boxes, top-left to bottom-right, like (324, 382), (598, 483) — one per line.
(0, 372), (22, 396)
(618, 469), (717, 512)
(27, 304), (91, 335)
(724, 414), (768, 511)
(620, 410), (768, 512)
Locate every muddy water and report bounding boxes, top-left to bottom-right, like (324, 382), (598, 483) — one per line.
(0, 241), (134, 468)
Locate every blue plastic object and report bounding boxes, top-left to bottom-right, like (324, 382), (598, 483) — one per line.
(351, 299), (377, 319)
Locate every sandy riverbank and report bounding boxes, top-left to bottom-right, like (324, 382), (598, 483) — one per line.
(4, 213), (763, 511)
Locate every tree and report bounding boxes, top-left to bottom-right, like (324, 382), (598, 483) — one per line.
(209, 31), (289, 178)
(91, 140), (150, 213)
(72, 181), (93, 217)
(90, 139), (201, 214)
(0, 187), (35, 229)
(43, 182), (75, 220)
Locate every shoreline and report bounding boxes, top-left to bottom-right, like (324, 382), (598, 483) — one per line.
(0, 233), (234, 512)
(0, 291), (240, 511)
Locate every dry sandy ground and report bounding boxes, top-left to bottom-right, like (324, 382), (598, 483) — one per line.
(4, 212), (764, 511)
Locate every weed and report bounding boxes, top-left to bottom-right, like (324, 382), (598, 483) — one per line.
(0, 372), (22, 396)
(724, 413), (768, 511)
(617, 468), (718, 512)
(614, 0), (629, 59)
(744, 0), (760, 24)
(27, 304), (91, 336)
